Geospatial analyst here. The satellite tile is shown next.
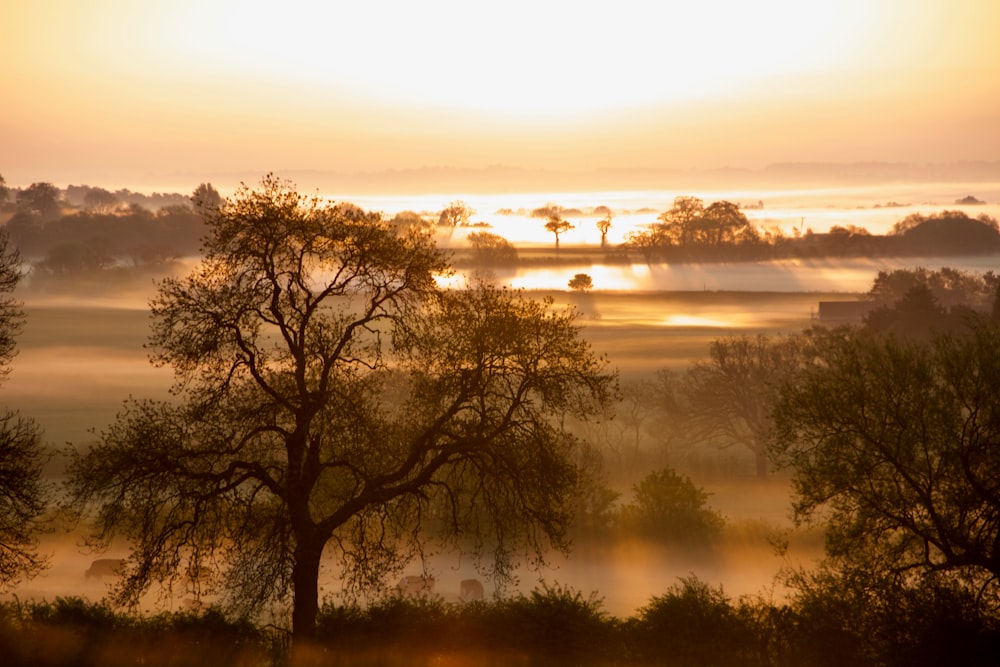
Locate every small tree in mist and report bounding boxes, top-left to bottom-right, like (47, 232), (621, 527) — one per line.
(16, 182), (62, 222)
(545, 215), (573, 250)
(568, 273), (593, 292)
(466, 230), (517, 266)
(595, 209), (613, 248)
(191, 182), (223, 216)
(675, 334), (804, 478)
(66, 175), (616, 651)
(83, 187), (118, 214)
(437, 200), (474, 227)
(618, 467), (724, 546)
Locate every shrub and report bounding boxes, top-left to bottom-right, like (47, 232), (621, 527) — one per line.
(617, 467), (724, 546)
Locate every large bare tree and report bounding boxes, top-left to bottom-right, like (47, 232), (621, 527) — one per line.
(67, 175), (615, 646)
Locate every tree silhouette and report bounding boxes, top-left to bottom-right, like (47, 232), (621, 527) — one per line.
(678, 334), (803, 478)
(545, 215), (573, 249)
(774, 324), (1000, 588)
(83, 187), (118, 214)
(437, 200), (474, 227)
(67, 175), (615, 648)
(191, 182), (223, 215)
(0, 229), (47, 588)
(16, 182), (62, 221)
(568, 273), (593, 291)
(596, 212), (613, 248)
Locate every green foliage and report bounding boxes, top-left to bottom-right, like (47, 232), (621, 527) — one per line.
(617, 467), (724, 545)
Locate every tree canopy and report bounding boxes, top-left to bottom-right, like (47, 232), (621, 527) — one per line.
(67, 175), (616, 645)
(773, 324), (1000, 592)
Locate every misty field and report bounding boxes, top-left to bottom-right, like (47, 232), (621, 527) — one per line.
(2, 286), (830, 618)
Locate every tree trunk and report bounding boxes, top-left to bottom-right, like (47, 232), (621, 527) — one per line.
(290, 538), (323, 647)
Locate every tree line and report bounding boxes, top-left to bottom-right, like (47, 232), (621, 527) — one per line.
(620, 195), (1000, 262)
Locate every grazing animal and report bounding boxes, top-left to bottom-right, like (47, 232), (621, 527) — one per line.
(459, 578), (484, 602)
(397, 575), (435, 596)
(85, 558), (124, 580)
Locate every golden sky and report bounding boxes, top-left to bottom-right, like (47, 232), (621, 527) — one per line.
(3, 0), (999, 190)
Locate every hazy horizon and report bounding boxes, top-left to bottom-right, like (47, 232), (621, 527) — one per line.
(4, 1), (998, 192)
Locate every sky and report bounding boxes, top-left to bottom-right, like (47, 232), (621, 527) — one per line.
(3, 0), (999, 191)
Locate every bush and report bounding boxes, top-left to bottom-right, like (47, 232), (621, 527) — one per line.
(626, 576), (755, 666)
(617, 467), (724, 546)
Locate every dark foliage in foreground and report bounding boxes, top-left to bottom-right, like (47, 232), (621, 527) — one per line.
(2, 575), (998, 667)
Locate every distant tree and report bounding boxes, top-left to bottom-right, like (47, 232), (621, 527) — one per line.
(701, 201), (758, 246)
(657, 196), (705, 246)
(438, 200), (474, 227)
(678, 334), (803, 478)
(66, 175), (615, 648)
(0, 229), (47, 588)
(864, 283), (957, 339)
(0, 174), (9, 208)
(390, 211), (432, 236)
(466, 231), (517, 265)
(895, 212), (1000, 255)
(544, 215), (573, 250)
(773, 324), (1000, 588)
(955, 195), (986, 205)
(624, 226), (666, 263)
(122, 202), (154, 221)
(568, 273), (593, 292)
(191, 183), (223, 216)
(868, 267), (998, 312)
(530, 203), (564, 220)
(618, 467), (724, 545)
(596, 211), (613, 248)
(35, 239), (115, 276)
(83, 187), (118, 214)
(0, 232), (25, 382)
(16, 182), (62, 221)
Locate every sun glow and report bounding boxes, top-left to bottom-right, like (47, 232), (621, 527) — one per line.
(662, 315), (729, 328)
(138, 0), (867, 117)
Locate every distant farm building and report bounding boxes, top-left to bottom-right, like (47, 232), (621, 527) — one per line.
(817, 300), (876, 323)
